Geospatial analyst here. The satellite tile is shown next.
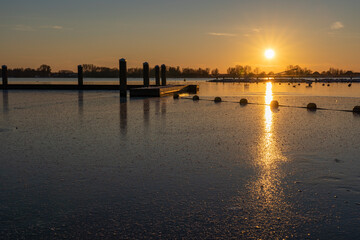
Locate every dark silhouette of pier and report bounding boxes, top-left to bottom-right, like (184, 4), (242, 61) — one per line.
(1, 60), (198, 97)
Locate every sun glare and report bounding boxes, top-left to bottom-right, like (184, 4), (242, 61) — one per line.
(265, 49), (275, 59)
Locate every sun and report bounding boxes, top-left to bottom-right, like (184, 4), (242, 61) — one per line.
(265, 49), (275, 59)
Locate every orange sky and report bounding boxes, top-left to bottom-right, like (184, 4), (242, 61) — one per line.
(1, 0), (360, 73)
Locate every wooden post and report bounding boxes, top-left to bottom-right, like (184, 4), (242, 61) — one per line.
(2, 65), (8, 88)
(143, 62), (150, 87)
(77, 65), (83, 87)
(155, 65), (160, 86)
(161, 64), (166, 86)
(119, 58), (127, 97)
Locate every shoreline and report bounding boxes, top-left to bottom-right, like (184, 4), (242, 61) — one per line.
(208, 78), (360, 83)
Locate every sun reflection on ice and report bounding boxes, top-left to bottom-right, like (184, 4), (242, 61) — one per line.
(258, 82), (287, 194)
(237, 81), (296, 237)
(265, 82), (273, 134)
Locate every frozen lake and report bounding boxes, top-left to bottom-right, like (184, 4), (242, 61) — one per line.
(1, 82), (360, 239)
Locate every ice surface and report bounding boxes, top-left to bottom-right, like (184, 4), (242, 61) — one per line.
(0, 82), (360, 239)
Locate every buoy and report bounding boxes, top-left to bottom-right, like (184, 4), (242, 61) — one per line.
(173, 93), (179, 99)
(307, 103), (317, 111)
(293, 85), (296, 88)
(240, 98), (248, 106)
(327, 84), (330, 86)
(270, 100), (279, 109)
(322, 83), (325, 86)
(214, 97), (222, 103)
(353, 106), (360, 114)
(192, 95), (200, 101)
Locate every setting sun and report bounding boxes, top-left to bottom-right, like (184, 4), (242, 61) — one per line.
(265, 49), (275, 59)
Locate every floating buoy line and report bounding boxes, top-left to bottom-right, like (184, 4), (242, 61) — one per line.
(175, 95), (360, 114)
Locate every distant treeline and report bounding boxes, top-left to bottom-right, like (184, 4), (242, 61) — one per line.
(81, 64), (212, 78)
(225, 65), (358, 78)
(1, 64), (359, 78)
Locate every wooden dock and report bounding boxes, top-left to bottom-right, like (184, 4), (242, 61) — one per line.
(130, 85), (198, 97)
(0, 83), (198, 97)
(0, 83), (141, 90)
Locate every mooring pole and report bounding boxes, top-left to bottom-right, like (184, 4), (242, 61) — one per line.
(77, 65), (83, 87)
(143, 62), (150, 87)
(161, 64), (166, 86)
(119, 58), (127, 97)
(2, 65), (8, 88)
(155, 65), (160, 86)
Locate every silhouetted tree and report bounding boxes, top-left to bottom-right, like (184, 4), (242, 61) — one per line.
(227, 67), (237, 78)
(38, 64), (51, 73)
(211, 68), (219, 77)
(37, 64), (51, 77)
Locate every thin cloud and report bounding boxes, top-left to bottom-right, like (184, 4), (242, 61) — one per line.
(40, 25), (64, 30)
(13, 24), (35, 31)
(240, 27), (262, 38)
(331, 21), (344, 30)
(208, 32), (237, 37)
(12, 24), (66, 31)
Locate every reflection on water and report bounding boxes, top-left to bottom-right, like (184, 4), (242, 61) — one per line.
(155, 99), (167, 129)
(161, 100), (166, 116)
(78, 91), (83, 117)
(255, 82), (287, 203)
(265, 82), (273, 133)
(2, 90), (9, 114)
(120, 98), (127, 135)
(155, 99), (160, 114)
(143, 98), (150, 129)
(155, 99), (167, 116)
(241, 82), (295, 237)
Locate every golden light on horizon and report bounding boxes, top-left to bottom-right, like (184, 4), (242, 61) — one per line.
(265, 49), (276, 60)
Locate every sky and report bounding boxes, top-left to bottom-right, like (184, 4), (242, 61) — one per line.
(1, 0), (360, 73)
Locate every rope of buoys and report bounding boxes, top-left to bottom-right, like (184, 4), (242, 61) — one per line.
(177, 94), (360, 114)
